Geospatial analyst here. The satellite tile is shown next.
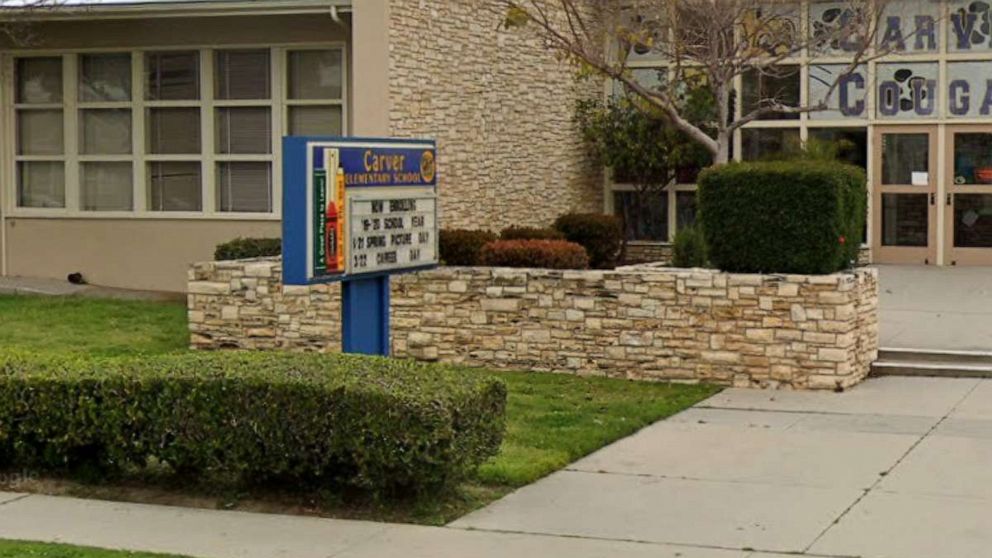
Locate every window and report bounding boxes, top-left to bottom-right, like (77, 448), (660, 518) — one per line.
(808, 128), (868, 169)
(742, 66), (800, 120)
(146, 51), (199, 101)
(614, 190), (668, 241)
(287, 49), (344, 136)
(214, 49), (273, 213)
(741, 128), (801, 161)
(78, 53), (133, 212)
(9, 45), (346, 216)
(15, 57), (65, 208)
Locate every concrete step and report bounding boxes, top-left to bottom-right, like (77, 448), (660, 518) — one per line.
(872, 348), (992, 379)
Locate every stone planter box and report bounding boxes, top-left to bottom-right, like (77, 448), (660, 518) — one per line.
(188, 258), (879, 390)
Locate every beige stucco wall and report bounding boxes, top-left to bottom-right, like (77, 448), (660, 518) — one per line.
(6, 218), (279, 292)
(386, 0), (603, 231)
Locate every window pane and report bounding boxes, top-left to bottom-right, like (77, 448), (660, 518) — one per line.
(808, 128), (868, 169)
(17, 110), (63, 155)
(81, 162), (133, 211)
(215, 49), (270, 100)
(881, 133), (928, 185)
(741, 128), (801, 161)
(16, 57), (62, 104)
(148, 108), (201, 154)
(218, 162), (272, 213)
(953, 133), (992, 185)
(146, 51), (199, 101)
(809, 64), (868, 119)
(17, 161), (65, 208)
(676, 191), (697, 231)
(876, 62), (938, 119)
(288, 106), (343, 136)
(288, 50), (343, 99)
(948, 62), (992, 118)
(79, 53), (131, 102)
(742, 66), (800, 120)
(882, 193), (928, 247)
(614, 190), (668, 241)
(954, 194), (992, 248)
(81, 109), (131, 154)
(949, 0), (991, 52)
(216, 107), (271, 154)
(148, 162), (201, 212)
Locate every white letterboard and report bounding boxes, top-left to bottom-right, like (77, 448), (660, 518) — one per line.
(348, 194), (438, 275)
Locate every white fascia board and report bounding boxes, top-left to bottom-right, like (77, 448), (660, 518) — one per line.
(1, 0), (353, 21)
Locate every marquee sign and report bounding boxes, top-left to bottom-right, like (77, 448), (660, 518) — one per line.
(283, 137), (439, 286)
(282, 137), (439, 357)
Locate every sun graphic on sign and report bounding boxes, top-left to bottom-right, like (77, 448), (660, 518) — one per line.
(420, 150), (436, 183)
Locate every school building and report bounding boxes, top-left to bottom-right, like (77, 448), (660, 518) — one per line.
(0, 0), (601, 292)
(2, 0), (992, 293)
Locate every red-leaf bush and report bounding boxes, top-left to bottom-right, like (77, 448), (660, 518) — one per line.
(479, 239), (590, 270)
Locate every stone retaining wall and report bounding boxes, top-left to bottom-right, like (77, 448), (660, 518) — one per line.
(188, 258), (879, 390)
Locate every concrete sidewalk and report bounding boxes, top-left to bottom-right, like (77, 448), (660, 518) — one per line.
(879, 265), (992, 351)
(4, 377), (992, 557)
(0, 275), (182, 301)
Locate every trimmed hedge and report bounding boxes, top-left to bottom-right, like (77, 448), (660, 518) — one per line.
(499, 226), (565, 241)
(439, 229), (498, 266)
(479, 239), (589, 270)
(698, 161), (867, 274)
(0, 351), (506, 496)
(553, 213), (623, 269)
(215, 238), (281, 261)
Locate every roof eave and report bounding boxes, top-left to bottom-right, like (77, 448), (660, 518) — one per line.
(0, 0), (353, 21)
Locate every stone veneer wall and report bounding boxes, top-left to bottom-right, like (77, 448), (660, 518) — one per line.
(188, 258), (879, 390)
(386, 0), (603, 230)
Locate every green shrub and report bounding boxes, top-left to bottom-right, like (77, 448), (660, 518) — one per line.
(0, 351), (506, 497)
(479, 240), (589, 269)
(671, 225), (709, 268)
(698, 161), (867, 274)
(499, 226), (565, 241)
(215, 238), (281, 261)
(552, 213), (623, 269)
(439, 229), (498, 266)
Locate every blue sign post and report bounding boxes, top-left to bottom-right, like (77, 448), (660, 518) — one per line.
(282, 137), (439, 356)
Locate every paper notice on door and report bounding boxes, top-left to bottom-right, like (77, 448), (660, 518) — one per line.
(911, 172), (929, 186)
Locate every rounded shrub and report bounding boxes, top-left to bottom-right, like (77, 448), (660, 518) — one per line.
(499, 226), (565, 241)
(552, 213), (623, 269)
(439, 229), (498, 266)
(479, 239), (589, 269)
(697, 161), (867, 274)
(0, 350), (507, 497)
(215, 238), (281, 261)
(671, 225), (709, 268)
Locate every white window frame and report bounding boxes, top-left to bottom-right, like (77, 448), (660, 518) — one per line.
(1, 41), (348, 221)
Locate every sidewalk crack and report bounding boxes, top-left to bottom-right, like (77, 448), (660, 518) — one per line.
(0, 494), (32, 508)
(801, 380), (983, 554)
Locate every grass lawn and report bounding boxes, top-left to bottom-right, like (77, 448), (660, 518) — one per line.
(0, 294), (720, 524)
(0, 540), (188, 558)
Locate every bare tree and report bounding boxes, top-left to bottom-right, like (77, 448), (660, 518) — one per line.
(502, 0), (896, 164)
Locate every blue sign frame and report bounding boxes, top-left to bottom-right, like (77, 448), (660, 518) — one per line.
(282, 136), (439, 356)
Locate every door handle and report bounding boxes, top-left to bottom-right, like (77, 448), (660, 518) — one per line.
(947, 193), (953, 206)
(930, 193), (936, 206)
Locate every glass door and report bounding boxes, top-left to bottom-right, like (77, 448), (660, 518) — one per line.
(873, 126), (938, 265)
(945, 126), (992, 266)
